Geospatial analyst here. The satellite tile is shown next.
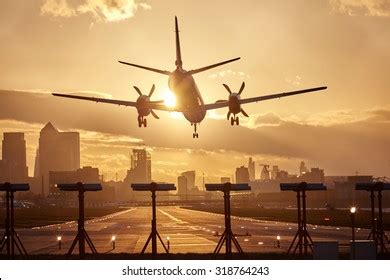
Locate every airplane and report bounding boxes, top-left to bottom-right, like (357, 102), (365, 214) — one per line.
(53, 16), (327, 138)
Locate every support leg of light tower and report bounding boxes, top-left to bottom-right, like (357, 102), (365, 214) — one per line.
(367, 191), (377, 241)
(377, 191), (388, 254)
(0, 190), (28, 257)
(0, 190), (10, 256)
(67, 190), (98, 258)
(214, 190), (243, 255)
(288, 190), (313, 256)
(141, 190), (169, 255)
(366, 190), (388, 254)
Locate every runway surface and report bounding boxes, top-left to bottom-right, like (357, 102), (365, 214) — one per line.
(0, 206), (375, 255)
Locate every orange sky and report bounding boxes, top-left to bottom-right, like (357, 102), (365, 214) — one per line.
(1, 0), (390, 183)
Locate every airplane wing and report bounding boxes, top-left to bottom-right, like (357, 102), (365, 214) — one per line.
(52, 93), (174, 111)
(204, 86), (327, 110)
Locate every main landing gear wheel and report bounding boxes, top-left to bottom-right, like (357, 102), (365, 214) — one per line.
(138, 116), (147, 127)
(192, 123), (199, 138)
(230, 116), (239, 126)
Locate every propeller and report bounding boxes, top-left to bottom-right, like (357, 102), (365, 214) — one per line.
(222, 82), (249, 118)
(133, 84), (160, 119)
(223, 81), (245, 95)
(133, 84), (155, 97)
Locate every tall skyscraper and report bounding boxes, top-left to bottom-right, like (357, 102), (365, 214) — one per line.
(177, 175), (188, 200)
(124, 148), (152, 184)
(35, 122), (80, 195)
(1, 132), (28, 182)
(260, 164), (270, 181)
(235, 166), (249, 183)
(299, 161), (309, 176)
(248, 157), (255, 181)
(271, 165), (279, 180)
(181, 171), (196, 191)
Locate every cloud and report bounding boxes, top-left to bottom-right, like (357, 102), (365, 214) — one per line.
(41, 0), (77, 18)
(285, 75), (302, 86)
(40, 0), (152, 22)
(329, 0), (390, 17)
(1, 89), (390, 177)
(248, 113), (283, 128)
(208, 69), (251, 80)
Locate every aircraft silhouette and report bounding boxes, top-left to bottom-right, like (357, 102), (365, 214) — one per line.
(53, 17), (327, 138)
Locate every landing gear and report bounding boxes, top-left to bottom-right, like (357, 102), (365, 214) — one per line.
(192, 123), (199, 138)
(230, 116), (239, 126)
(137, 116), (147, 127)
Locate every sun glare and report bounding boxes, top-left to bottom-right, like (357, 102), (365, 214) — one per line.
(164, 90), (176, 108)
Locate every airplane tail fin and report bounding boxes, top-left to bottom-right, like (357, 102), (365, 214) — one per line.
(175, 16), (183, 68)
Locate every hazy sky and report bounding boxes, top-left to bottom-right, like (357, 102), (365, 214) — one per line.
(1, 0), (390, 183)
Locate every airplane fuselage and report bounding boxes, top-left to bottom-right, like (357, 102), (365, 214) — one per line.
(168, 68), (206, 123)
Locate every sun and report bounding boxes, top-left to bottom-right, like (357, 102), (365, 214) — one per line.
(164, 89), (176, 108)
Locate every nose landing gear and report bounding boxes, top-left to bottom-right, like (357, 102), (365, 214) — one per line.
(137, 116), (147, 127)
(230, 115), (239, 126)
(192, 123), (199, 138)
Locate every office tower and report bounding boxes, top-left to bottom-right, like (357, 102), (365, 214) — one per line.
(271, 165), (279, 180)
(181, 170), (196, 191)
(299, 161), (309, 176)
(125, 148), (152, 183)
(36, 122), (80, 195)
(177, 175), (188, 200)
(248, 157), (255, 181)
(260, 164), (270, 181)
(235, 166), (249, 183)
(1, 132), (28, 182)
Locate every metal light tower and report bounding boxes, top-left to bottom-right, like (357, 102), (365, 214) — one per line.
(132, 182), (176, 256)
(57, 182), (102, 258)
(0, 182), (30, 258)
(280, 182), (327, 256)
(205, 183), (251, 256)
(356, 182), (390, 254)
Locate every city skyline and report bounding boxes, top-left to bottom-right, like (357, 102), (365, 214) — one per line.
(1, 0), (390, 182)
(0, 123), (386, 188)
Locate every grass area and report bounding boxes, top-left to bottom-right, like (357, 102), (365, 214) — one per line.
(184, 205), (390, 230)
(0, 207), (122, 228)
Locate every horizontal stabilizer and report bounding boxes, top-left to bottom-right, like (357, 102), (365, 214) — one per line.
(188, 57), (240, 75)
(118, 61), (171, 75)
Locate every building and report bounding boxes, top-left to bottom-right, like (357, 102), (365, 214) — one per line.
(220, 177), (231, 184)
(299, 161), (309, 176)
(300, 167), (325, 183)
(49, 166), (100, 194)
(334, 175), (373, 206)
(248, 157), (255, 181)
(35, 122), (80, 195)
(235, 166), (249, 183)
(181, 171), (196, 191)
(124, 148), (152, 184)
(48, 167), (115, 207)
(177, 175), (188, 200)
(260, 164), (270, 181)
(270, 166), (278, 180)
(0, 160), (8, 182)
(1, 132), (28, 182)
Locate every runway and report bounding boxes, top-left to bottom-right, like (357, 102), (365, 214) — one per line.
(1, 206), (373, 255)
